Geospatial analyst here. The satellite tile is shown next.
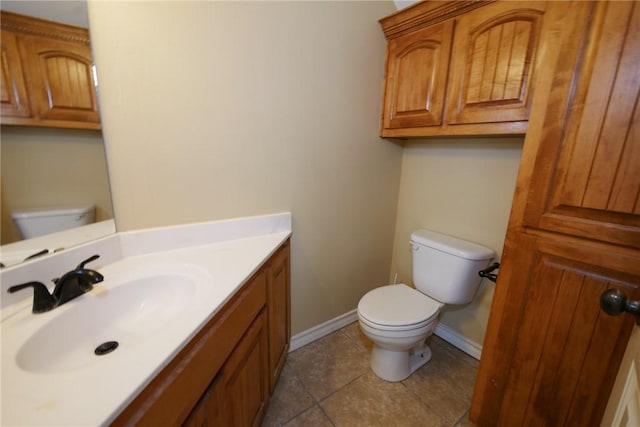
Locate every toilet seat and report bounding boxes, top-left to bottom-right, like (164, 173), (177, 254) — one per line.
(357, 284), (442, 331)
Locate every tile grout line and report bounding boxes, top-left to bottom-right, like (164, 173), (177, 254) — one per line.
(270, 324), (477, 427)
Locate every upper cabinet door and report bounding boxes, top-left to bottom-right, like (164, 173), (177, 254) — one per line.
(1, 30), (31, 120)
(21, 35), (100, 124)
(446, 2), (545, 125)
(523, 1), (640, 249)
(382, 20), (454, 130)
(1, 10), (101, 129)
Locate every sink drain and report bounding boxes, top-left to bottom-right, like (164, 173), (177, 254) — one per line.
(95, 341), (119, 356)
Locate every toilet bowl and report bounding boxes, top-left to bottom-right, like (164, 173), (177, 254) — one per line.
(358, 283), (442, 381)
(357, 229), (495, 382)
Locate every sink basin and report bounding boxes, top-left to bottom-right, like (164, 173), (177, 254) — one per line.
(11, 262), (211, 374)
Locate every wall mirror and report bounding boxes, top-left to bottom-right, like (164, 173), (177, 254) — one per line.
(0, 0), (115, 267)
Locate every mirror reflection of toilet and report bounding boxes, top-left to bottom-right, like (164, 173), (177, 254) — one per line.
(11, 205), (95, 239)
(357, 229), (495, 382)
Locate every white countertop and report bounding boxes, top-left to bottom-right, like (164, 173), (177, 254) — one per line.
(0, 220), (116, 268)
(0, 213), (291, 426)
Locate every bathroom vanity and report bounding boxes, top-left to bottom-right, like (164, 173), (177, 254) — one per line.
(113, 239), (290, 426)
(0, 213), (291, 426)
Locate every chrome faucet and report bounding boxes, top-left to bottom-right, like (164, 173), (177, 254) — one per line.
(7, 255), (104, 313)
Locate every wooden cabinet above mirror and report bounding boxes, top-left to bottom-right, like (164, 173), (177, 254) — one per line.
(1, 11), (100, 130)
(379, 1), (545, 138)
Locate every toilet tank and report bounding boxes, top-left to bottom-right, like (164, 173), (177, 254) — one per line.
(410, 229), (495, 305)
(11, 205), (95, 239)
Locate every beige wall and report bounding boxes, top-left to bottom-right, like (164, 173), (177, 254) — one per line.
(87, 1), (402, 334)
(1, 127), (113, 244)
(390, 137), (523, 346)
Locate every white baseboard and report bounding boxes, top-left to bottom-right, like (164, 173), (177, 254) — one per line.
(290, 309), (358, 352)
(289, 310), (483, 360)
(434, 323), (482, 360)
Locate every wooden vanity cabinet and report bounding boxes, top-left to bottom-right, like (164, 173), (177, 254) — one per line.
(184, 311), (269, 427)
(1, 11), (100, 130)
(379, 1), (545, 138)
(112, 239), (291, 427)
(266, 241), (291, 391)
(182, 374), (226, 427)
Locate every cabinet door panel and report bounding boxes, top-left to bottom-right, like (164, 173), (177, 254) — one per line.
(447, 2), (545, 125)
(225, 311), (269, 427)
(268, 243), (290, 391)
(474, 235), (640, 426)
(21, 36), (100, 123)
(382, 20), (453, 129)
(1, 30), (31, 120)
(523, 1), (640, 248)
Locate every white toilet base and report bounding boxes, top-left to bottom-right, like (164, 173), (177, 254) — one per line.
(370, 341), (433, 382)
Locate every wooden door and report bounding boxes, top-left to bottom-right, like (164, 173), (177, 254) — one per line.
(1, 30), (31, 120)
(471, 1), (640, 425)
(381, 20), (454, 130)
(446, 1), (545, 125)
(20, 35), (100, 123)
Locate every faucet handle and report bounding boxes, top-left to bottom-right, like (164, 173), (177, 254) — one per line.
(76, 254), (100, 270)
(7, 281), (57, 313)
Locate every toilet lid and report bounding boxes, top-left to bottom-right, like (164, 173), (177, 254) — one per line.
(358, 284), (441, 328)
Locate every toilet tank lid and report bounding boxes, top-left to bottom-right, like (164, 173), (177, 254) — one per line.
(410, 229), (495, 261)
(12, 205), (94, 219)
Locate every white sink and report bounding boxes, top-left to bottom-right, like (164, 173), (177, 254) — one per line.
(2, 259), (215, 376)
(16, 273), (197, 373)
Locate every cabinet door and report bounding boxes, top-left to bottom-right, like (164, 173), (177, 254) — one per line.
(381, 20), (454, 130)
(224, 310), (269, 427)
(522, 0), (640, 249)
(1, 30), (31, 120)
(471, 2), (640, 425)
(446, 2), (545, 125)
(20, 35), (100, 124)
(474, 235), (640, 425)
(267, 242), (290, 391)
(183, 373), (227, 427)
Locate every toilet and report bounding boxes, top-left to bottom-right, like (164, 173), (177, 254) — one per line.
(357, 229), (495, 382)
(11, 205), (95, 239)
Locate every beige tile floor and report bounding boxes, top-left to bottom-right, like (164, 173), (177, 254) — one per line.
(262, 321), (478, 427)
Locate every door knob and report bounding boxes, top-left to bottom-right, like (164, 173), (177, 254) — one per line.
(600, 289), (640, 325)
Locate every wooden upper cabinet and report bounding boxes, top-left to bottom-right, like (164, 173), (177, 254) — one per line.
(446, 2), (545, 125)
(382, 21), (453, 129)
(1, 30), (31, 119)
(21, 35), (100, 124)
(0, 11), (100, 130)
(522, 0), (640, 249)
(379, 1), (545, 138)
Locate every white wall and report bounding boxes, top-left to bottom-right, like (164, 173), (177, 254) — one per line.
(390, 137), (523, 346)
(87, 1), (402, 334)
(88, 0), (522, 347)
